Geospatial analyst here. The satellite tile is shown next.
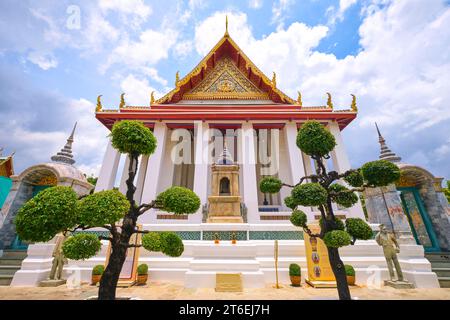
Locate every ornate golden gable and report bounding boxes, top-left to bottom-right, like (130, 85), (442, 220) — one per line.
(184, 57), (269, 100)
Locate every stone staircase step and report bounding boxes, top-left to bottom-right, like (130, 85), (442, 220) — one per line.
(437, 277), (450, 288)
(0, 265), (21, 275)
(189, 259), (260, 271)
(1, 251), (28, 260)
(0, 259), (23, 266)
(0, 275), (13, 286)
(431, 268), (450, 278)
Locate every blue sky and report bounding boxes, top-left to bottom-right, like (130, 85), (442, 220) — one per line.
(0, 0), (449, 181)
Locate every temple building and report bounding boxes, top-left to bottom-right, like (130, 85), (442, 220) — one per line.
(6, 22), (444, 289)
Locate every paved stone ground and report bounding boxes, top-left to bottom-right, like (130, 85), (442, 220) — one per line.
(0, 281), (450, 300)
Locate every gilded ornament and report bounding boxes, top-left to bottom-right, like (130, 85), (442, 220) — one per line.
(272, 72), (277, 88)
(225, 15), (229, 37)
(297, 91), (303, 106)
(351, 94), (357, 112)
(96, 95), (102, 112)
(175, 71), (180, 87)
(119, 93), (126, 109)
(150, 91), (155, 105)
(326, 92), (333, 109)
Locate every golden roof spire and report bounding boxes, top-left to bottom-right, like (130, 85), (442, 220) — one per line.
(150, 91), (155, 105)
(297, 91), (302, 107)
(326, 92), (333, 109)
(225, 15), (229, 37)
(175, 71), (180, 87)
(272, 72), (277, 88)
(351, 94), (357, 112)
(96, 95), (102, 112)
(119, 93), (126, 109)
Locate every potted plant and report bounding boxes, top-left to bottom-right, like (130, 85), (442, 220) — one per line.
(137, 264), (149, 285)
(345, 264), (355, 286)
(289, 263), (301, 287)
(91, 265), (104, 285)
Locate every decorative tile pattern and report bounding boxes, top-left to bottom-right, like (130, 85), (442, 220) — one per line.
(175, 231), (201, 240)
(202, 231), (247, 241)
(249, 231), (303, 240)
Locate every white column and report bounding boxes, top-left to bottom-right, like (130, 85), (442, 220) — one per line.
(95, 139), (121, 192)
(285, 122), (312, 217)
(118, 156), (130, 195)
(191, 122), (209, 223)
(134, 155), (149, 203)
(329, 121), (365, 219)
(239, 122), (259, 223)
(141, 123), (168, 204)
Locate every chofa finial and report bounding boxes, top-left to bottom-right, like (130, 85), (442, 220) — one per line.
(225, 15), (229, 36)
(150, 91), (155, 105)
(297, 91), (302, 107)
(96, 95), (102, 112)
(119, 93), (126, 109)
(175, 71), (180, 86)
(272, 72), (277, 88)
(351, 94), (357, 112)
(326, 92), (333, 109)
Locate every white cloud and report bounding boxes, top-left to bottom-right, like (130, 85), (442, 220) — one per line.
(120, 74), (164, 106)
(99, 0), (152, 24)
(249, 0), (263, 9)
(271, 0), (295, 28)
(327, 0), (358, 25)
(27, 51), (58, 70)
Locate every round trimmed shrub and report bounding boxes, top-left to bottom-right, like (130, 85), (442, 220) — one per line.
(259, 177), (282, 194)
(296, 121), (336, 157)
(291, 183), (328, 207)
(344, 170), (364, 187)
(361, 160), (400, 187)
(159, 232), (184, 257)
(157, 186), (200, 214)
(110, 120), (157, 155)
(344, 264), (355, 277)
(15, 186), (78, 242)
(289, 263), (301, 276)
(62, 233), (102, 260)
(142, 232), (162, 252)
(137, 264), (148, 275)
(284, 196), (298, 210)
(329, 184), (359, 208)
(77, 189), (130, 227)
(345, 218), (373, 240)
(323, 230), (352, 248)
(92, 265), (104, 275)
(319, 217), (345, 231)
(290, 210), (308, 227)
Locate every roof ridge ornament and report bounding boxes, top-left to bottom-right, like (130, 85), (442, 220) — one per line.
(351, 94), (357, 112)
(272, 72), (277, 88)
(175, 71), (180, 87)
(96, 95), (102, 112)
(326, 92), (334, 109)
(225, 15), (229, 37)
(150, 91), (155, 105)
(297, 91), (302, 107)
(119, 93), (126, 109)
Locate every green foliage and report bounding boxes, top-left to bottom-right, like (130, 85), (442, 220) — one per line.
(329, 184), (359, 208)
(361, 160), (400, 187)
(137, 264), (148, 275)
(110, 120), (157, 155)
(157, 186), (200, 214)
(444, 180), (450, 203)
(77, 190), (130, 227)
(344, 170), (364, 187)
(92, 265), (104, 275)
(159, 232), (184, 257)
(259, 177), (282, 194)
(62, 233), (102, 260)
(345, 218), (373, 240)
(289, 263), (301, 276)
(290, 210), (308, 227)
(319, 217), (345, 231)
(296, 120), (336, 157)
(344, 264), (355, 277)
(323, 230), (352, 248)
(284, 196), (298, 210)
(142, 232), (162, 252)
(291, 183), (328, 207)
(15, 186), (78, 242)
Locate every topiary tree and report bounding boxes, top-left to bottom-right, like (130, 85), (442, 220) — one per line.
(14, 120), (200, 300)
(259, 120), (400, 300)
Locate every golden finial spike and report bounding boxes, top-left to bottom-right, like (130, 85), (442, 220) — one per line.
(175, 71), (180, 86)
(150, 91), (155, 105)
(96, 95), (102, 112)
(119, 93), (126, 109)
(297, 91), (302, 107)
(326, 92), (333, 109)
(351, 94), (357, 112)
(225, 15), (229, 36)
(272, 72), (277, 88)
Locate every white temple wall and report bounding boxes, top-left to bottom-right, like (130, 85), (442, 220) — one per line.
(278, 127), (291, 210)
(95, 139), (120, 192)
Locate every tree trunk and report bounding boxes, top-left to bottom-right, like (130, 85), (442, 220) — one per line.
(328, 247), (351, 300)
(97, 153), (139, 300)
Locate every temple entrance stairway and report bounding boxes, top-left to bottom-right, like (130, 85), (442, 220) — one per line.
(425, 252), (450, 288)
(0, 250), (27, 286)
